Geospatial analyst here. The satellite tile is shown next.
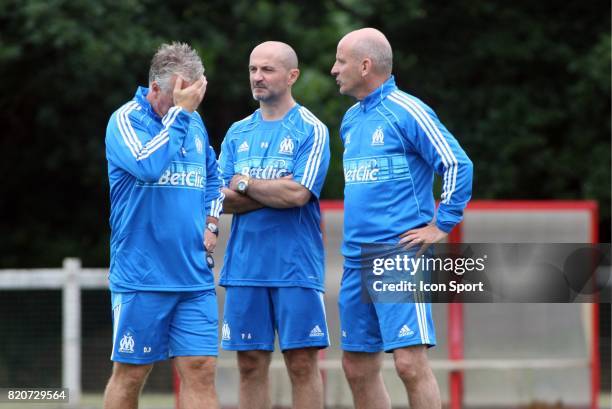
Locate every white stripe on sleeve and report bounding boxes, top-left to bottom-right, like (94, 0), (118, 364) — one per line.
(298, 108), (326, 190)
(388, 92), (458, 204)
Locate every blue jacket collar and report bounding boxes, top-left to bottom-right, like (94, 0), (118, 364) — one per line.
(360, 75), (397, 112)
(134, 86), (161, 119)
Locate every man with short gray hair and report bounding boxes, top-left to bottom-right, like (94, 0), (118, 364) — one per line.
(104, 42), (223, 409)
(331, 28), (473, 409)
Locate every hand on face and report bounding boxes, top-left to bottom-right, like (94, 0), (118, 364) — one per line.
(173, 75), (207, 113)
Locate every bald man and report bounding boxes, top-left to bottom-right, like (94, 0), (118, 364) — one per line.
(331, 29), (473, 409)
(219, 41), (330, 409)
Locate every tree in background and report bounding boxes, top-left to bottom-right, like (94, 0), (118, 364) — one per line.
(0, 0), (609, 267)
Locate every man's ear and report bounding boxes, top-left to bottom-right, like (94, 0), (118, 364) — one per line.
(361, 58), (373, 78)
(288, 68), (300, 86)
(150, 81), (161, 95)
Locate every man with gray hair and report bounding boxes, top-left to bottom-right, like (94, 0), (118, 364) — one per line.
(104, 42), (224, 409)
(331, 28), (473, 409)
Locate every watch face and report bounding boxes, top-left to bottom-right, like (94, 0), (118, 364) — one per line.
(206, 253), (215, 269)
(238, 180), (248, 192)
(207, 223), (219, 234)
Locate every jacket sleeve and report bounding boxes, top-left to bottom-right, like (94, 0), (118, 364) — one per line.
(204, 142), (224, 218)
(399, 100), (473, 233)
(106, 105), (191, 182)
(294, 120), (330, 199)
(218, 132), (236, 187)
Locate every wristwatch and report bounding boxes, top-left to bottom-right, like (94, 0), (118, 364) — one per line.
(237, 177), (249, 194)
(206, 222), (219, 236)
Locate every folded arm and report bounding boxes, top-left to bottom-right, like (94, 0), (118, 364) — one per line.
(221, 187), (264, 214)
(245, 176), (311, 208)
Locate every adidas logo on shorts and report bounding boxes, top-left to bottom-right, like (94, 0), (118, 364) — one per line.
(398, 325), (414, 338)
(309, 325), (324, 337)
